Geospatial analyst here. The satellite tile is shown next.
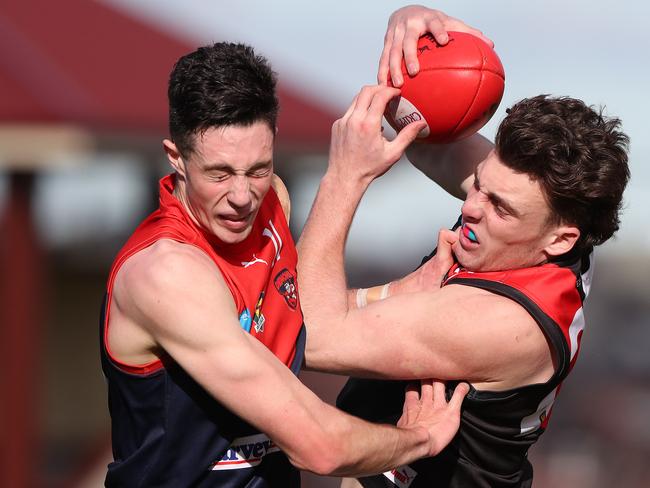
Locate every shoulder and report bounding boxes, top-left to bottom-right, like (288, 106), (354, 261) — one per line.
(119, 239), (217, 288)
(113, 239), (234, 324)
(271, 174), (291, 223)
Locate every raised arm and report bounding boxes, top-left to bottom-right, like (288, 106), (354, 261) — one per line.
(111, 238), (467, 477)
(379, 5), (495, 199)
(297, 86), (554, 390)
(406, 133), (494, 200)
(379, 5), (493, 86)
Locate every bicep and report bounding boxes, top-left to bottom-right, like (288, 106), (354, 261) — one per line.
(120, 242), (329, 456)
(316, 284), (547, 385)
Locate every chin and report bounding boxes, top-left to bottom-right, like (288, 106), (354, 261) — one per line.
(206, 222), (251, 244)
(457, 258), (482, 273)
(453, 246), (479, 272)
(217, 230), (252, 245)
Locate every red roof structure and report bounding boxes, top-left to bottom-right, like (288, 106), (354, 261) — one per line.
(0, 2), (337, 487)
(0, 0), (336, 148)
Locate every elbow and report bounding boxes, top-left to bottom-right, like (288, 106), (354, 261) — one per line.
(303, 339), (324, 370)
(286, 435), (349, 476)
(303, 326), (332, 371)
(290, 446), (346, 476)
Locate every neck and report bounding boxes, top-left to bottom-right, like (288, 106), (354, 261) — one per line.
(172, 176), (202, 230)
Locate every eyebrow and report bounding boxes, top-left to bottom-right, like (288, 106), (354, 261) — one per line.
(474, 168), (521, 218)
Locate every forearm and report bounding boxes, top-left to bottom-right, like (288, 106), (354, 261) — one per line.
(232, 336), (433, 477)
(348, 282), (392, 309)
(406, 133), (493, 199)
(309, 403), (430, 477)
(297, 172), (369, 357)
(299, 84), (425, 373)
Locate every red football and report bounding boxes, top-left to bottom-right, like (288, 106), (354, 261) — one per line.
(385, 31), (505, 144)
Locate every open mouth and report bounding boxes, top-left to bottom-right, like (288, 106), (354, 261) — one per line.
(220, 213), (251, 230)
(461, 223), (479, 244)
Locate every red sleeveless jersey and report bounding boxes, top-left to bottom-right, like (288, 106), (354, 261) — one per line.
(100, 174), (304, 486)
(104, 173), (304, 374)
(339, 242), (594, 488)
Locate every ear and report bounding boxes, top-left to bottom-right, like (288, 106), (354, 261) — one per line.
(544, 224), (581, 257)
(163, 139), (186, 178)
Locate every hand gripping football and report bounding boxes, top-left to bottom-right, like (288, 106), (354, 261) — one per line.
(385, 31), (505, 144)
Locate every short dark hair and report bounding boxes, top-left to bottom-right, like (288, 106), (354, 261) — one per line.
(168, 42), (279, 157)
(495, 95), (630, 250)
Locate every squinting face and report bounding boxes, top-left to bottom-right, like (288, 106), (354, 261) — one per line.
(454, 151), (557, 272)
(178, 122), (274, 244)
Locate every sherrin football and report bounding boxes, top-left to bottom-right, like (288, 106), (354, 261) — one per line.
(385, 31), (505, 144)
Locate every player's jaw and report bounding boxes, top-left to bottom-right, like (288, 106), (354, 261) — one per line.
(453, 221), (484, 270)
(214, 209), (256, 237)
(207, 202), (260, 244)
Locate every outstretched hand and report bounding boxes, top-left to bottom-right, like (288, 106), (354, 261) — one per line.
(397, 380), (469, 457)
(379, 5), (493, 86)
(328, 85), (427, 184)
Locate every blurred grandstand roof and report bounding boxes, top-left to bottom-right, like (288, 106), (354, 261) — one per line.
(0, 0), (336, 152)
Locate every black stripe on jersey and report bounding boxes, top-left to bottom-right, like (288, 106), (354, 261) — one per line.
(443, 277), (570, 384)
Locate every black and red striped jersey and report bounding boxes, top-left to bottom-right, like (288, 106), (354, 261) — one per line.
(338, 242), (593, 488)
(101, 174), (304, 487)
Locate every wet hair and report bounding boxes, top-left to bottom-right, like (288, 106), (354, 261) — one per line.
(495, 95), (630, 249)
(168, 42), (279, 157)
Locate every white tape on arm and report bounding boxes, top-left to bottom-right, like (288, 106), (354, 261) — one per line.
(379, 282), (391, 300)
(356, 288), (369, 308)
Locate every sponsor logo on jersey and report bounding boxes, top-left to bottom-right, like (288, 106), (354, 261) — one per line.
(242, 253), (268, 268)
(241, 219), (283, 268)
(211, 433), (281, 471)
(274, 268), (298, 309)
(383, 464), (418, 487)
(518, 388), (557, 435)
(252, 291), (266, 334)
(238, 308), (252, 332)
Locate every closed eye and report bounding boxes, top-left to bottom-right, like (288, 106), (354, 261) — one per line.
(248, 166), (272, 178)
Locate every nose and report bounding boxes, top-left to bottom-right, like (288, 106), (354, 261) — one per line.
(460, 186), (483, 222)
(227, 175), (252, 209)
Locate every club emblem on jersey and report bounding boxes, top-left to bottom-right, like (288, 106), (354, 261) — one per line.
(273, 268), (298, 310)
(252, 292), (266, 333)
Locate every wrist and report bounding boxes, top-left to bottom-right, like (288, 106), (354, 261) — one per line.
(322, 168), (373, 193)
(399, 424), (431, 458)
(356, 282), (391, 308)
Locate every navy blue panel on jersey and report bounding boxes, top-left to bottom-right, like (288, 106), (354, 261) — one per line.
(100, 296), (303, 487)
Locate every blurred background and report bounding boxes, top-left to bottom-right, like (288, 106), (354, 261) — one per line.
(1, 0), (648, 487)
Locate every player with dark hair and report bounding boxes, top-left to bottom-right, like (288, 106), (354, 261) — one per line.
(167, 43), (280, 158)
(100, 41), (471, 487)
(296, 7), (631, 488)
